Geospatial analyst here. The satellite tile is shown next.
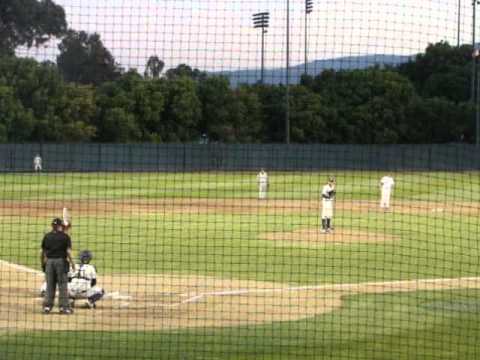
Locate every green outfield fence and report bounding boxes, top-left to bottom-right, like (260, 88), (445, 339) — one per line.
(2, 1), (480, 359)
(1, 144), (479, 172)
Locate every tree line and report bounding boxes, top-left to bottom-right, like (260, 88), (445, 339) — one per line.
(0, 0), (475, 143)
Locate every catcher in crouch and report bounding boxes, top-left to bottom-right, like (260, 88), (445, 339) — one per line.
(41, 250), (105, 308)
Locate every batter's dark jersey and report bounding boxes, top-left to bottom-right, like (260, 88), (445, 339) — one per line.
(41, 231), (72, 259)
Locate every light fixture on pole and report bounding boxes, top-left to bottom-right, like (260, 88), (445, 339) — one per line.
(305, 0), (313, 75)
(253, 12), (270, 84)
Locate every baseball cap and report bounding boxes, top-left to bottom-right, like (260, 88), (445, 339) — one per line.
(51, 218), (63, 226)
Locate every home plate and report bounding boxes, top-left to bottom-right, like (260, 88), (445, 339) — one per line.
(105, 291), (133, 300)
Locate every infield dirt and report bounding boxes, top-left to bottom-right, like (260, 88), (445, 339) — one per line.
(0, 198), (478, 217)
(0, 262), (342, 331)
(260, 228), (399, 245)
(1, 262), (480, 333)
(1, 197), (479, 332)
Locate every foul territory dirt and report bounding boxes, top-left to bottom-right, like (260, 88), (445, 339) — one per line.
(1, 262), (480, 333)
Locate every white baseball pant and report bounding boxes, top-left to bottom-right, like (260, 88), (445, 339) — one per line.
(258, 183), (268, 199)
(380, 188), (392, 208)
(322, 199), (334, 219)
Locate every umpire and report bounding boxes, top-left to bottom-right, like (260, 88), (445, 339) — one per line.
(40, 218), (75, 314)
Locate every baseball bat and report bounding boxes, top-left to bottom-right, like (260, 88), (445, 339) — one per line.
(62, 207), (71, 229)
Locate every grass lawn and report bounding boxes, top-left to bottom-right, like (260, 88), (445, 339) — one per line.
(2, 289), (480, 360)
(0, 171), (479, 359)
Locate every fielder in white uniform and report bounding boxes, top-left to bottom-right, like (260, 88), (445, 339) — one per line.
(257, 169), (269, 200)
(40, 250), (104, 308)
(379, 175), (395, 211)
(321, 177), (336, 233)
(33, 154), (42, 172)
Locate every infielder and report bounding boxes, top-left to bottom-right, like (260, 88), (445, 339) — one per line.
(321, 177), (336, 233)
(40, 250), (105, 309)
(33, 154), (42, 172)
(379, 174), (395, 211)
(257, 168), (269, 200)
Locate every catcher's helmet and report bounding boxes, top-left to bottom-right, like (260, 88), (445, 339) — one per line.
(51, 218), (63, 226)
(79, 250), (93, 264)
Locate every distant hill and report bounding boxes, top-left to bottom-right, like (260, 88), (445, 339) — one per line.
(216, 54), (414, 86)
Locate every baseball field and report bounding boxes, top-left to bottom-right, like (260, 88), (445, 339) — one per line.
(1, 171), (480, 359)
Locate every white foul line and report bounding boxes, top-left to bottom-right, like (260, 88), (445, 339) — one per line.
(0, 260), (43, 276)
(2, 259), (479, 308)
(163, 276), (480, 308)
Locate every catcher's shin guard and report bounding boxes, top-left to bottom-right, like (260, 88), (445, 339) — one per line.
(88, 289), (105, 304)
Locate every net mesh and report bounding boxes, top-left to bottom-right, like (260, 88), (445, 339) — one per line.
(16, 0), (474, 84)
(1, 1), (480, 359)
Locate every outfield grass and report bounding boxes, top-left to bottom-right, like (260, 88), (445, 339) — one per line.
(0, 171), (479, 359)
(0, 171), (478, 201)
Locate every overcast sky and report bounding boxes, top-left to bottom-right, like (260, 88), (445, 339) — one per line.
(19, 0), (472, 72)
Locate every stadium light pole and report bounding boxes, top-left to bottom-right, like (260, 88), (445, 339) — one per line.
(286, 0), (291, 144)
(253, 12), (270, 84)
(476, 50), (480, 146)
(472, 0), (480, 145)
(458, 0), (462, 47)
(472, 1), (476, 104)
(305, 0), (313, 75)
(459, 0), (461, 47)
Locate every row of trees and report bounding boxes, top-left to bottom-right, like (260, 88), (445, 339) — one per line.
(0, 44), (474, 143)
(0, 0), (475, 143)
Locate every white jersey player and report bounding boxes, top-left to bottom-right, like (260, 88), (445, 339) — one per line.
(321, 177), (336, 233)
(379, 175), (395, 211)
(257, 169), (269, 200)
(40, 250), (104, 308)
(33, 154), (42, 172)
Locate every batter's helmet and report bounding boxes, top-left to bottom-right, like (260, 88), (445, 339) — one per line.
(79, 250), (93, 264)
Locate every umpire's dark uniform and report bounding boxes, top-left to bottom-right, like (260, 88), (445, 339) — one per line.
(41, 218), (72, 313)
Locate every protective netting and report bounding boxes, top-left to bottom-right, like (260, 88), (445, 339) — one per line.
(14, 0), (476, 85)
(4, 0), (479, 144)
(1, 0), (480, 359)
(1, 145), (480, 359)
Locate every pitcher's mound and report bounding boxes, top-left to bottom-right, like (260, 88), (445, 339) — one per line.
(261, 228), (398, 245)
